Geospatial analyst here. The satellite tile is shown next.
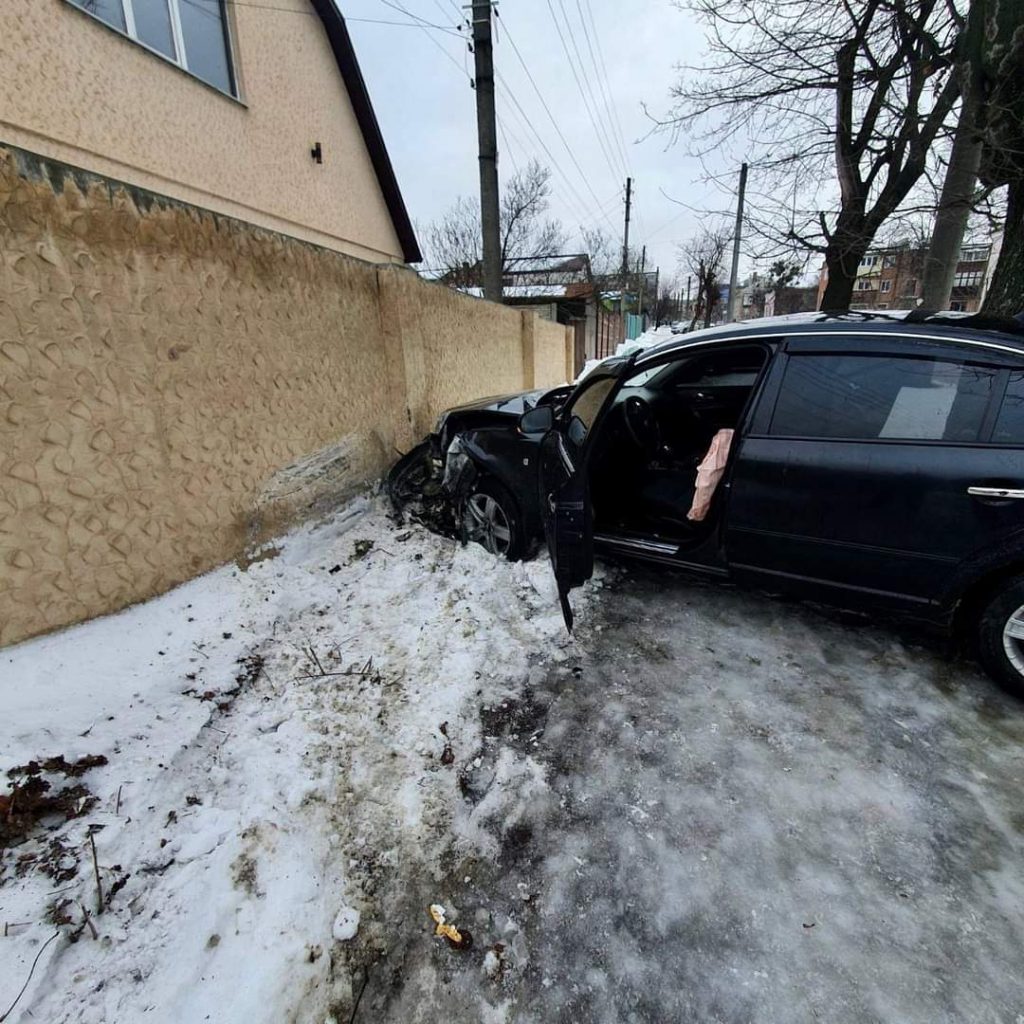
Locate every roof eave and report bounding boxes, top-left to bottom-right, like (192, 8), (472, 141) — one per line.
(309, 0), (422, 264)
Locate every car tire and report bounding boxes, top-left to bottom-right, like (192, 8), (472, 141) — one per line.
(976, 576), (1024, 697)
(461, 479), (527, 561)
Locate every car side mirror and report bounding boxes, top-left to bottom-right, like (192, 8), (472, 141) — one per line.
(519, 405), (554, 435)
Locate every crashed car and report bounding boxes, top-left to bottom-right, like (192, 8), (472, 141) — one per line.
(389, 311), (1024, 694)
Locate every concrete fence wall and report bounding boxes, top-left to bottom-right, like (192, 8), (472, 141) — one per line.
(0, 145), (574, 647)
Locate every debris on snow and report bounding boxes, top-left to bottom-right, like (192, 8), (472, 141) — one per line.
(429, 903), (472, 949)
(0, 495), (596, 1024)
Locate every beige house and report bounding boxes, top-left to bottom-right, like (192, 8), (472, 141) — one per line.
(1, 0), (420, 263)
(0, 0), (573, 649)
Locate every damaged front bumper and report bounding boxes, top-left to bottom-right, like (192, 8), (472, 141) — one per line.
(386, 435), (478, 536)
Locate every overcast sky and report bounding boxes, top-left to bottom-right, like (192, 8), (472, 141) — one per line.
(340, 0), (736, 289)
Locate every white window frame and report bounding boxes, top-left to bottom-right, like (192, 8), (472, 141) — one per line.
(67, 0), (237, 98)
(880, 279), (892, 293)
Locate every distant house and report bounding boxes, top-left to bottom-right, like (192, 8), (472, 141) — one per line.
(1, 0), (419, 263)
(816, 242), (995, 313)
(460, 254), (600, 371)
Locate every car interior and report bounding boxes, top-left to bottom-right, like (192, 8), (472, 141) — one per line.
(587, 345), (771, 543)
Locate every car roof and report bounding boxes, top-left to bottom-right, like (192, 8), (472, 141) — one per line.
(633, 310), (1024, 365)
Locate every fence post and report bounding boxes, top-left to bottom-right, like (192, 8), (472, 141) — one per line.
(520, 311), (536, 390)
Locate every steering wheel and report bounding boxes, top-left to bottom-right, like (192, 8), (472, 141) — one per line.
(622, 395), (662, 455)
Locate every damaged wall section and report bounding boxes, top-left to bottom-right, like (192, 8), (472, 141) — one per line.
(0, 144), (574, 647)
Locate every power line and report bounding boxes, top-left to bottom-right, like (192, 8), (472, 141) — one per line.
(497, 113), (522, 176)
(543, 0), (621, 184)
(552, 0), (626, 182)
(188, 0), (461, 34)
(496, 71), (608, 230)
(579, 0), (631, 174)
(494, 11), (610, 222)
(377, 0), (463, 35)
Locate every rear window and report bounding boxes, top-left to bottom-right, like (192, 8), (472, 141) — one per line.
(993, 370), (1024, 444)
(771, 354), (996, 442)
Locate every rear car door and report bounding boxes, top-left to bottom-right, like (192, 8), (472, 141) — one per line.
(539, 365), (627, 628)
(725, 333), (1024, 608)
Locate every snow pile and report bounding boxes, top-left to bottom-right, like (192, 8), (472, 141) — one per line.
(615, 324), (678, 357)
(0, 496), (594, 1024)
(576, 325), (683, 381)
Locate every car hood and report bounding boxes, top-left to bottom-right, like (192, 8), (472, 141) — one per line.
(443, 388), (551, 417)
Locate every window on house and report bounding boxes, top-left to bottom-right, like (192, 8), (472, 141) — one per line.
(68, 0), (236, 95)
(953, 271), (983, 288)
(880, 280), (892, 293)
(882, 255), (897, 268)
(960, 247), (989, 263)
(902, 278), (918, 297)
(770, 354), (997, 442)
(859, 255), (878, 268)
(855, 279), (876, 291)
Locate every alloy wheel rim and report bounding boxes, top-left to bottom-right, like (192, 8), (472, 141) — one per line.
(1001, 603), (1024, 676)
(464, 493), (512, 555)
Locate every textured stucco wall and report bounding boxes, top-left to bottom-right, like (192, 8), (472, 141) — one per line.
(0, 0), (404, 262)
(0, 147), (570, 647)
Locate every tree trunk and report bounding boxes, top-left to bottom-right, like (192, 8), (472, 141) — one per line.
(921, 1), (986, 311)
(921, 112), (983, 310)
(981, 181), (1024, 318)
(820, 213), (868, 309)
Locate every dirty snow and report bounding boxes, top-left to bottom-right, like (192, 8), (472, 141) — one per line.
(0, 495), (598, 1023)
(6, 491), (1024, 1023)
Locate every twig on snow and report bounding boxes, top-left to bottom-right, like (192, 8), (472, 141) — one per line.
(78, 904), (98, 941)
(88, 834), (103, 916)
(0, 931), (60, 1022)
(115, 785), (123, 816)
(349, 965), (371, 1024)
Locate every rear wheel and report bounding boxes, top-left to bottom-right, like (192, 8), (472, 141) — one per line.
(976, 576), (1024, 696)
(461, 480), (526, 561)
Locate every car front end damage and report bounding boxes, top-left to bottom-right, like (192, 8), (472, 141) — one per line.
(386, 422), (498, 540)
(386, 385), (571, 541)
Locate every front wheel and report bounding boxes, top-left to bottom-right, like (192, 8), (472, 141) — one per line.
(461, 480), (527, 561)
(976, 576), (1024, 697)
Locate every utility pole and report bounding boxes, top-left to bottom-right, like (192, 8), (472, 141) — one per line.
(471, 0), (501, 303)
(653, 267), (659, 324)
(726, 161), (748, 322)
(637, 245), (647, 317)
(620, 176), (632, 316)
(685, 274), (692, 322)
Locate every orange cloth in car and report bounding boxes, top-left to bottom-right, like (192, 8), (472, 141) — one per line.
(687, 429), (735, 522)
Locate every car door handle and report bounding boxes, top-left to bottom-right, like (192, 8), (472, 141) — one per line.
(967, 486), (1024, 499)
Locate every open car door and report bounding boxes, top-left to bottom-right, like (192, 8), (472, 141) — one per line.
(537, 363), (630, 630)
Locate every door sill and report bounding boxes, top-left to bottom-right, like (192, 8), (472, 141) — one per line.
(595, 532), (729, 576)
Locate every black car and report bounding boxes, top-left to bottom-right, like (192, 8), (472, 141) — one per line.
(390, 311), (1024, 694)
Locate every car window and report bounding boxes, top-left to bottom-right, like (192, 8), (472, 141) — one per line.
(992, 370), (1024, 444)
(565, 377), (616, 446)
(771, 354), (996, 442)
(625, 346), (765, 390)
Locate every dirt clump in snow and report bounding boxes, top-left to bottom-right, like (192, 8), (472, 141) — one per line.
(1, 756), (108, 850)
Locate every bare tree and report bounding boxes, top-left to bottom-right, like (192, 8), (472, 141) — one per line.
(580, 227), (620, 277)
(977, 0), (1024, 317)
(661, 0), (963, 309)
(679, 225), (731, 328)
(921, 1), (986, 309)
(422, 161), (569, 288)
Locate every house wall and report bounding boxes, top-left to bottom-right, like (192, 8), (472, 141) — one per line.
(0, 146), (572, 647)
(0, 0), (403, 263)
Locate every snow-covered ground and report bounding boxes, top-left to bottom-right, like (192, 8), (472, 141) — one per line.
(6, 491), (1024, 1023)
(0, 496), (598, 1023)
